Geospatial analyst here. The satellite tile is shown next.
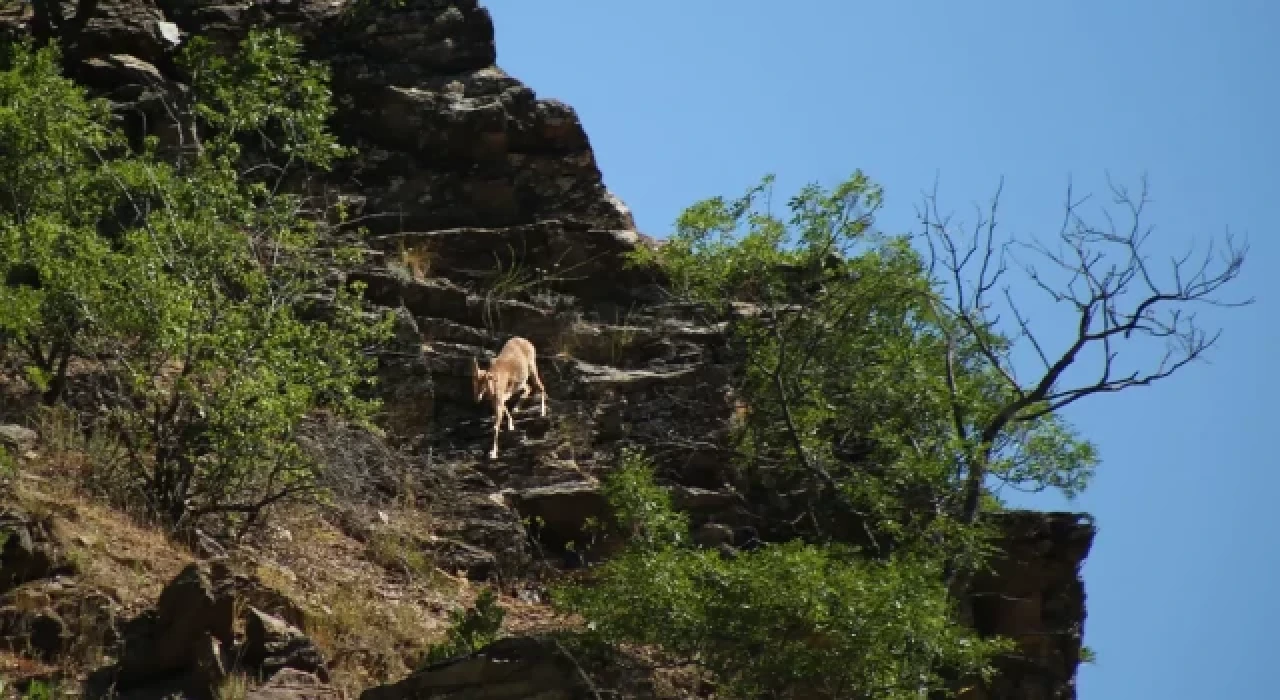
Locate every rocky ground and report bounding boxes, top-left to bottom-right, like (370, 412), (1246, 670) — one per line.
(0, 0), (1095, 698)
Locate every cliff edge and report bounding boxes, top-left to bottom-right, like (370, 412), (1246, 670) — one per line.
(0, 0), (1095, 698)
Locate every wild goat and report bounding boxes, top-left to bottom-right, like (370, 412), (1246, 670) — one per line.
(471, 336), (548, 459)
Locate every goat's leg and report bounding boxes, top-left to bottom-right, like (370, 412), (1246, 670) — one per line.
(501, 395), (515, 430)
(529, 362), (548, 417)
(513, 381), (532, 413)
(489, 399), (503, 459)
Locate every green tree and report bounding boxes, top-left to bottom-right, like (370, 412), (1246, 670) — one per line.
(569, 169), (1251, 696)
(554, 450), (1012, 699)
(0, 31), (392, 530)
(914, 175), (1249, 537)
(629, 170), (1246, 568)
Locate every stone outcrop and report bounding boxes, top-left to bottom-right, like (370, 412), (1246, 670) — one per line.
(94, 562), (238, 698)
(87, 563), (331, 699)
(247, 670), (340, 700)
(359, 637), (593, 700)
(965, 511), (1097, 700)
(242, 607), (330, 683)
(0, 0), (1096, 698)
(0, 510), (76, 594)
(0, 424), (37, 453)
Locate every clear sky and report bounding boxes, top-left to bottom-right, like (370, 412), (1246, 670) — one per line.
(484, 2), (1277, 698)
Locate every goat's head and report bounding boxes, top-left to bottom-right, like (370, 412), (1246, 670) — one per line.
(471, 357), (495, 402)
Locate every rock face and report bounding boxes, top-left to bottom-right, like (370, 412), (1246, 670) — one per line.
(966, 511), (1097, 700)
(1, 1), (1096, 698)
(242, 607), (330, 682)
(359, 636), (593, 700)
(88, 564), (330, 699)
(98, 562), (238, 698)
(0, 424), (38, 452)
(247, 670), (340, 700)
(0, 510), (75, 594)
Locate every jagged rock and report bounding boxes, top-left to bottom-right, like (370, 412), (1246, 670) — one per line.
(0, 0), (1097, 696)
(0, 424), (36, 452)
(108, 562), (236, 696)
(0, 580), (120, 664)
(0, 605), (65, 661)
(359, 636), (591, 700)
(503, 482), (612, 553)
(963, 511), (1096, 700)
(230, 575), (313, 631)
(670, 485), (737, 516)
(426, 537), (498, 581)
(0, 511), (73, 594)
(247, 669), (339, 700)
(693, 523), (734, 549)
(242, 607), (329, 682)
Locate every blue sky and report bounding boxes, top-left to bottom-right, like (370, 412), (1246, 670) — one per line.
(485, 2), (1276, 698)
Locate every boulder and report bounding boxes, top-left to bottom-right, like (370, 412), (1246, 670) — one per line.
(106, 562), (236, 697)
(0, 425), (36, 452)
(242, 607), (328, 682)
(246, 670), (339, 700)
(359, 636), (590, 700)
(0, 511), (73, 594)
(503, 482), (613, 552)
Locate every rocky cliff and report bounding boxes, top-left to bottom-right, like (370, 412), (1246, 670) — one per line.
(0, 0), (1095, 697)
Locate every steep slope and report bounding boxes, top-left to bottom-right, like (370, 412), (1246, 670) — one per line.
(0, 1), (1095, 698)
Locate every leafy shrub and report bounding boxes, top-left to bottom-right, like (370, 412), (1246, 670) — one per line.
(422, 587), (506, 665)
(554, 451), (1011, 698)
(0, 32), (393, 530)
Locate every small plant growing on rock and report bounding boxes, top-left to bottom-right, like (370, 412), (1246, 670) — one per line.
(421, 587), (506, 665)
(0, 446), (15, 480)
(393, 239), (434, 283)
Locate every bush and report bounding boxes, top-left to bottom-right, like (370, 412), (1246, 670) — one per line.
(0, 32), (393, 530)
(553, 451), (1012, 699)
(422, 588), (506, 665)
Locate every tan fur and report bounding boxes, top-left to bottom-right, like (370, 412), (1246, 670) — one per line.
(471, 336), (548, 459)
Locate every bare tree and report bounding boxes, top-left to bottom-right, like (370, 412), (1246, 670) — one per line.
(917, 173), (1252, 529)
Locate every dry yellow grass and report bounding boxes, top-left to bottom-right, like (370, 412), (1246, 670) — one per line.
(0, 426), (594, 698)
(398, 240), (434, 282)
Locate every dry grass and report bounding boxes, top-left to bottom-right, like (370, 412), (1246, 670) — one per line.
(549, 318), (644, 368)
(224, 505), (473, 695)
(9, 466), (192, 615)
(396, 240), (434, 283)
(0, 416), (597, 698)
(215, 673), (252, 700)
(0, 652), (57, 689)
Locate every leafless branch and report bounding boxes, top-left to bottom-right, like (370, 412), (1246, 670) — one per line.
(918, 174), (1252, 526)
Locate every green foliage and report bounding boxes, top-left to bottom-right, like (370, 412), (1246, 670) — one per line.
(628, 172), (1097, 545)
(180, 29), (351, 168)
(0, 32), (392, 529)
(17, 680), (55, 700)
(554, 452), (1012, 698)
(0, 446), (15, 479)
(602, 446), (689, 549)
(422, 587), (506, 665)
(583, 173), (1118, 695)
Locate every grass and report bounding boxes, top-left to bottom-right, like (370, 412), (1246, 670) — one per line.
(216, 673), (251, 700)
(0, 400), (590, 698)
(550, 311), (645, 367)
(365, 529), (437, 584)
(397, 239), (434, 283)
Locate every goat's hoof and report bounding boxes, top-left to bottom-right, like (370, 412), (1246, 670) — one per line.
(488, 450), (499, 459)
